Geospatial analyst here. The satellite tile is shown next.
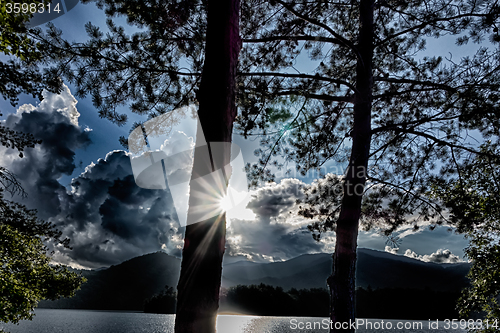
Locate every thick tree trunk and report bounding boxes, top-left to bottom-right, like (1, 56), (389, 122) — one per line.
(328, 1), (373, 332)
(174, 0), (240, 332)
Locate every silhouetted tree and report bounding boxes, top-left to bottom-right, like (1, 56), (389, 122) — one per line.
(0, 201), (85, 325)
(144, 286), (176, 314)
(34, 1), (241, 331)
(429, 142), (500, 331)
(221, 284), (328, 316)
(174, 1), (241, 332)
(31, 1), (500, 331)
(0, 121), (84, 326)
(234, 1), (500, 331)
(0, 0), (61, 107)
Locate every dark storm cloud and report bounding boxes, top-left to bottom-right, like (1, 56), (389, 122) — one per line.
(246, 178), (304, 220)
(53, 151), (184, 268)
(1, 86), (184, 269)
(225, 178), (326, 262)
(3, 93), (90, 220)
(99, 174), (178, 240)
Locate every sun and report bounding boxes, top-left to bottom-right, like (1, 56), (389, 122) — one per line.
(218, 192), (235, 227)
(216, 185), (256, 223)
(219, 192), (234, 213)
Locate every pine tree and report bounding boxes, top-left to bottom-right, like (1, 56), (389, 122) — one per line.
(0, 0), (61, 107)
(34, 1), (241, 331)
(32, 1), (500, 331)
(174, 0), (240, 332)
(429, 143), (500, 330)
(235, 1), (500, 331)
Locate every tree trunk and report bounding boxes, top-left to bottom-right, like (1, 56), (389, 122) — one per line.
(328, 1), (373, 332)
(174, 0), (240, 332)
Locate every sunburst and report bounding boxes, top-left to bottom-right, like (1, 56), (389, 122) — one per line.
(218, 190), (235, 213)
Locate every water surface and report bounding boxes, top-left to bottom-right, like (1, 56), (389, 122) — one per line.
(0, 309), (468, 333)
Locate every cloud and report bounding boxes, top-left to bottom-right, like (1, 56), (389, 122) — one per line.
(246, 178), (304, 222)
(385, 246), (399, 254)
(225, 178), (332, 262)
(226, 218), (327, 263)
(0, 86), (469, 267)
(16, 84), (81, 127)
(52, 151), (183, 268)
(49, 140), (199, 268)
(1, 85), (185, 269)
(404, 248), (462, 263)
(1, 84), (90, 220)
(395, 226), (468, 260)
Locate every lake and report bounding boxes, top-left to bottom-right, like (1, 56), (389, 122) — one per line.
(0, 309), (468, 333)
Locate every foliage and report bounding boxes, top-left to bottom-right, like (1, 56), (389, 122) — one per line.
(461, 237), (500, 332)
(0, 200), (86, 324)
(0, 0), (61, 106)
(0, 94), (84, 325)
(219, 284), (460, 319)
(143, 285), (176, 314)
(33, 0), (206, 126)
(220, 284), (329, 317)
(356, 286), (461, 320)
(428, 143), (500, 331)
(27, 0), (500, 328)
(34, 0), (500, 232)
(27, 0), (500, 232)
(235, 0), (500, 237)
(35, 0), (500, 200)
(0, 0), (46, 59)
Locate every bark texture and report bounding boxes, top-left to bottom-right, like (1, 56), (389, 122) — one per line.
(328, 0), (374, 332)
(174, 0), (240, 332)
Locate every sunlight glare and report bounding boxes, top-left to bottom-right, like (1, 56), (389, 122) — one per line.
(219, 193), (234, 213)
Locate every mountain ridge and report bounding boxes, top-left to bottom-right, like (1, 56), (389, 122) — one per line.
(39, 248), (470, 311)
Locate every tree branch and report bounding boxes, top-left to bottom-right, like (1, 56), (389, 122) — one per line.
(274, 0), (361, 61)
(275, 91), (354, 103)
(242, 35), (343, 44)
(367, 176), (450, 224)
(404, 129), (495, 158)
(239, 71), (358, 93)
(371, 114), (461, 135)
(33, 34), (201, 77)
(375, 10), (493, 47)
(374, 76), (457, 92)
(373, 88), (444, 99)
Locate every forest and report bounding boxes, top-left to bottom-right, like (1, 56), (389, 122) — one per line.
(143, 283), (462, 321)
(1, 1), (500, 333)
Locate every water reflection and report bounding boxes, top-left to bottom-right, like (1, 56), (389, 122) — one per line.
(0, 309), (467, 333)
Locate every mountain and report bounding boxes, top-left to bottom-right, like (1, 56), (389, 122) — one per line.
(222, 248), (470, 292)
(355, 248), (470, 292)
(39, 252), (181, 311)
(222, 253), (332, 290)
(39, 248), (470, 311)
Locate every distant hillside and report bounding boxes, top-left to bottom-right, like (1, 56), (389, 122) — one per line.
(222, 248), (470, 292)
(39, 248), (470, 311)
(356, 248), (470, 292)
(39, 252), (181, 311)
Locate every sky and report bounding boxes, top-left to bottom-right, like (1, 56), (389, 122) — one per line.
(0, 1), (471, 269)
